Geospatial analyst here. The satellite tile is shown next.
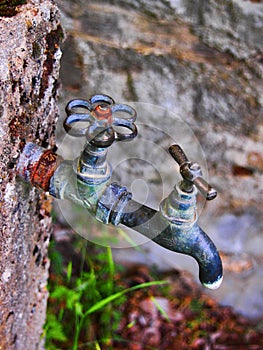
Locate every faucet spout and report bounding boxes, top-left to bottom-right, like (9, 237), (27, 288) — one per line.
(119, 199), (223, 289)
(153, 223), (223, 289)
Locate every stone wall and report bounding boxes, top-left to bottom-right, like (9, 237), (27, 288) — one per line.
(55, 0), (263, 318)
(0, 1), (62, 348)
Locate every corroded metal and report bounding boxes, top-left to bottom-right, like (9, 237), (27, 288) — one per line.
(16, 95), (223, 290)
(96, 182), (132, 225)
(119, 200), (223, 290)
(49, 160), (107, 210)
(74, 144), (112, 185)
(63, 94), (138, 185)
(169, 144), (217, 200)
(118, 175), (222, 289)
(16, 142), (61, 191)
(49, 162), (131, 225)
(160, 183), (198, 228)
(64, 94), (137, 146)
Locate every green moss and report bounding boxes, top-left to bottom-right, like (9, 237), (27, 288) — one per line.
(142, 8), (158, 20)
(126, 71), (138, 102)
(0, 0), (27, 17)
(32, 41), (42, 60)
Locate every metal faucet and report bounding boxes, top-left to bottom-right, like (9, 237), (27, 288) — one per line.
(17, 94), (223, 290)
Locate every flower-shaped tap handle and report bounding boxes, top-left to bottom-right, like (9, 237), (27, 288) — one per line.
(64, 94), (137, 148)
(169, 144), (217, 200)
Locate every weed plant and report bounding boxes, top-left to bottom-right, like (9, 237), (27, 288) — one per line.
(44, 235), (166, 349)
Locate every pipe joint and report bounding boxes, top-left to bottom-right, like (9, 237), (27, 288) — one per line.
(160, 183), (198, 229)
(73, 144), (112, 185)
(96, 182), (132, 225)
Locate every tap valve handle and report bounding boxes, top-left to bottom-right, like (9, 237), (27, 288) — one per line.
(64, 94), (137, 148)
(169, 144), (217, 200)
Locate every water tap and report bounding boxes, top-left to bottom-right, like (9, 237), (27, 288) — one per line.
(16, 94), (223, 290)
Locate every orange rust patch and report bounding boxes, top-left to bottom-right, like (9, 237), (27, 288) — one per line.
(30, 150), (61, 191)
(93, 105), (113, 123)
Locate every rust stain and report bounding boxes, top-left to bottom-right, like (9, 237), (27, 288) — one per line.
(232, 164), (254, 177)
(8, 113), (31, 142)
(39, 26), (64, 99)
(30, 150), (61, 191)
(93, 104), (113, 124)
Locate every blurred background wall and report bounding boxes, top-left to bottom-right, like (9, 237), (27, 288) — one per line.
(54, 0), (263, 319)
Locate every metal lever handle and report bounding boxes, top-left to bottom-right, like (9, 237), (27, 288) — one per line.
(169, 144), (217, 200)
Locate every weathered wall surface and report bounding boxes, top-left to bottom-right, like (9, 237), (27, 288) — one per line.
(55, 0), (262, 318)
(0, 1), (62, 348)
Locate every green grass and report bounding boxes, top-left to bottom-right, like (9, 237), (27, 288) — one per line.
(44, 237), (168, 350)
